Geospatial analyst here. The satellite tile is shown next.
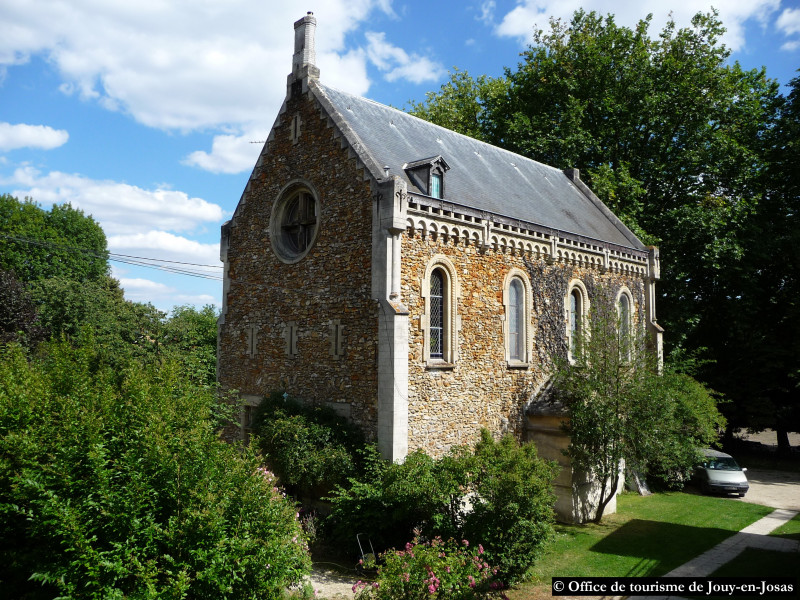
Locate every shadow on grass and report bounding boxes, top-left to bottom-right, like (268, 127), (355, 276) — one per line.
(589, 519), (740, 576)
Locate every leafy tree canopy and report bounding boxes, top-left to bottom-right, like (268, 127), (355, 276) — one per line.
(553, 291), (724, 522)
(0, 194), (109, 283)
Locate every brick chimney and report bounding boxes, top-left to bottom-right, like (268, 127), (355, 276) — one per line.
(288, 12), (319, 97)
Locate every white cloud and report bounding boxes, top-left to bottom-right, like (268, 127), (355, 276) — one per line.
(493, 0), (781, 53)
(365, 31), (446, 84)
(0, 123), (68, 151)
(108, 231), (221, 269)
(479, 1), (496, 25)
(0, 0), (400, 133)
(777, 7), (800, 35)
(4, 166), (224, 235)
(183, 129), (263, 175)
(116, 275), (219, 309)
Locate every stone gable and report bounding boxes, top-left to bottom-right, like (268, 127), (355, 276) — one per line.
(218, 88), (380, 434)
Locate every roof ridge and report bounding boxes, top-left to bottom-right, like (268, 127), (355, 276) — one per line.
(316, 81), (564, 176)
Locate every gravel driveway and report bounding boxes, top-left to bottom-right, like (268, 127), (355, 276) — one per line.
(739, 468), (800, 511)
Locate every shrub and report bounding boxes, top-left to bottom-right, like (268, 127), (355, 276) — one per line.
(327, 431), (557, 583)
(462, 430), (558, 583)
(0, 342), (310, 599)
(353, 537), (509, 600)
(326, 447), (466, 553)
(252, 391), (366, 498)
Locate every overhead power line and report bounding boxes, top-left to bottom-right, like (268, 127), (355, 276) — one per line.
(0, 232), (223, 282)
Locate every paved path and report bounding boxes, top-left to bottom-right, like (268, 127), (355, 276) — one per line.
(643, 508), (799, 600)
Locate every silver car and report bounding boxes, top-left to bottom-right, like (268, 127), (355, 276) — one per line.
(694, 449), (749, 497)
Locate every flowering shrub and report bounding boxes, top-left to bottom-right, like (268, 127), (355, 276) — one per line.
(353, 537), (509, 600)
(328, 430), (557, 584)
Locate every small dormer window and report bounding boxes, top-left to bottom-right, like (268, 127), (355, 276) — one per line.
(431, 173), (442, 198)
(404, 155), (450, 199)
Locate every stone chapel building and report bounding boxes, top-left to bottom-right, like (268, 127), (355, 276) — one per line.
(217, 13), (662, 522)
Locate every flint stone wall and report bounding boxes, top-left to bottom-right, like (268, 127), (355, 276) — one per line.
(217, 89), (380, 437)
(402, 227), (646, 458)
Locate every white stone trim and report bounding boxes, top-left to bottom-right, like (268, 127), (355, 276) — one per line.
(405, 202), (648, 276)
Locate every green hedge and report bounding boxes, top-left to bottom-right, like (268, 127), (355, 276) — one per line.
(251, 392), (367, 499)
(0, 342), (310, 599)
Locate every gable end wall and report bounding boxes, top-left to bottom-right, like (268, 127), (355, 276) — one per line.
(218, 88), (380, 435)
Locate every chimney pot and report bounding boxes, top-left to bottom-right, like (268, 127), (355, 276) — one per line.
(292, 13), (318, 77)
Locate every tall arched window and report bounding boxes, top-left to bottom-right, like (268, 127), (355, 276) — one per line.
(503, 269), (532, 367)
(617, 288), (633, 360)
(569, 289), (582, 356)
(566, 281), (589, 363)
(423, 256), (459, 366)
(509, 279), (524, 361)
(618, 293), (630, 340)
(429, 269), (445, 359)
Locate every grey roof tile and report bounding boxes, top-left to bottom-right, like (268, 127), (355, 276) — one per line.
(315, 82), (645, 250)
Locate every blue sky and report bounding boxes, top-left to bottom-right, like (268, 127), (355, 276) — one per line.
(1, 0), (798, 314)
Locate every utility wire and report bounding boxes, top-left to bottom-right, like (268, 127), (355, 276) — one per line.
(0, 232), (223, 281)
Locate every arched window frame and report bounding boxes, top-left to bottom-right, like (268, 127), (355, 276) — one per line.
(503, 269), (533, 367)
(269, 179), (320, 264)
(616, 286), (634, 360)
(565, 280), (590, 364)
(421, 255), (460, 368)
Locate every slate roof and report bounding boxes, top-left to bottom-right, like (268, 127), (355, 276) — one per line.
(314, 82), (645, 251)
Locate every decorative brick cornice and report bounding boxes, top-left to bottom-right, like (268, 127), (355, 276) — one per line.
(405, 194), (649, 277)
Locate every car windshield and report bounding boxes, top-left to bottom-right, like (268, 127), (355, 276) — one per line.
(706, 457), (740, 471)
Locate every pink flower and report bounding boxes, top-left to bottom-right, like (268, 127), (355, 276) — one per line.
(478, 544), (484, 554)
(468, 575), (476, 588)
(428, 584), (436, 594)
(462, 539), (469, 547)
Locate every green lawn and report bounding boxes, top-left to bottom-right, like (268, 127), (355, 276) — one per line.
(509, 492), (774, 600)
(771, 512), (800, 541)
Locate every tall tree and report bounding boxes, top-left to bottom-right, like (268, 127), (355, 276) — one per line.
(0, 270), (48, 348)
(0, 194), (109, 283)
(712, 73), (800, 448)
(553, 291), (723, 522)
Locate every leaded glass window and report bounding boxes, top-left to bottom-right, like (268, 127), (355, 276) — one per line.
(509, 278), (524, 361)
(281, 191), (317, 254)
(569, 289), (582, 356)
(618, 292), (631, 359)
(430, 269), (444, 359)
(618, 294), (630, 339)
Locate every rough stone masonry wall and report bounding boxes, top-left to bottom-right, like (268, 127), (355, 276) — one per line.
(402, 229), (646, 458)
(218, 89), (379, 435)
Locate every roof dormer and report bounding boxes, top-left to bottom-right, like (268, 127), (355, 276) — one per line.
(404, 155), (450, 199)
